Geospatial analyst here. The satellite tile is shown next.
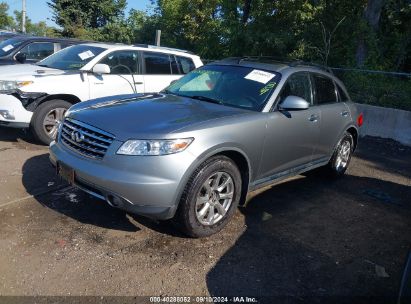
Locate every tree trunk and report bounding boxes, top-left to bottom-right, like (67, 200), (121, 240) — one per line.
(355, 0), (386, 67)
(242, 0), (252, 25)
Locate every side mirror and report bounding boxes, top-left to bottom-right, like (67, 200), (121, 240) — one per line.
(279, 95), (310, 111)
(92, 64), (110, 75)
(15, 53), (27, 64)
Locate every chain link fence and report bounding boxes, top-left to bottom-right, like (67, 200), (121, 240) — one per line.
(330, 68), (411, 112)
(202, 59), (411, 112)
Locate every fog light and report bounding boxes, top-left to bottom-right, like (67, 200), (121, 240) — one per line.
(0, 110), (15, 120)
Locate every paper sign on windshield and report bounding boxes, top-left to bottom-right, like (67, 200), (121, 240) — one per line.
(245, 69), (275, 84)
(2, 45), (14, 52)
(78, 50), (95, 60)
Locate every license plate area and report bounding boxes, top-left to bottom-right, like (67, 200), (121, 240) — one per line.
(57, 163), (75, 185)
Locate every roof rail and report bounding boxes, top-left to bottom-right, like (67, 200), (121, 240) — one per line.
(133, 44), (194, 55)
(289, 60), (334, 74)
(219, 56), (333, 74)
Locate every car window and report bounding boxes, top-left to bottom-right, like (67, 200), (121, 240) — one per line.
(313, 74), (337, 105)
(176, 56), (195, 74)
(336, 83), (349, 102)
(0, 37), (25, 57)
(99, 50), (139, 75)
(19, 42), (54, 60)
(166, 65), (281, 111)
(144, 52), (172, 74)
(37, 45), (106, 70)
(276, 72), (312, 105)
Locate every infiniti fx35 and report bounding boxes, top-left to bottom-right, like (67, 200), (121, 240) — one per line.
(49, 58), (363, 237)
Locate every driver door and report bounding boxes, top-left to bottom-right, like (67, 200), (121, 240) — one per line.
(88, 50), (145, 99)
(257, 72), (321, 180)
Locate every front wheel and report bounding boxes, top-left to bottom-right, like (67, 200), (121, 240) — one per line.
(326, 132), (354, 177)
(175, 156), (242, 238)
(30, 100), (71, 145)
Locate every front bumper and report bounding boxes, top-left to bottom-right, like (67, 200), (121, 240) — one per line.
(49, 140), (197, 220)
(0, 94), (32, 127)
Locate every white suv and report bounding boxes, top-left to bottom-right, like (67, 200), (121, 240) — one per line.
(0, 43), (203, 144)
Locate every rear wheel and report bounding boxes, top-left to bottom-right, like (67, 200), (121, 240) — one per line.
(325, 132), (354, 177)
(30, 99), (71, 145)
(176, 156), (242, 238)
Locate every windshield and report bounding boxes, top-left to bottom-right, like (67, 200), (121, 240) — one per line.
(37, 45), (106, 70)
(0, 37), (25, 57)
(164, 65), (281, 111)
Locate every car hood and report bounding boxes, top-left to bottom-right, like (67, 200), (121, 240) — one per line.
(67, 93), (251, 141)
(0, 64), (65, 80)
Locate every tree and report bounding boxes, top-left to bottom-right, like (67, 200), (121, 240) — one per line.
(48, 0), (127, 37)
(356, 0), (387, 67)
(0, 2), (14, 29)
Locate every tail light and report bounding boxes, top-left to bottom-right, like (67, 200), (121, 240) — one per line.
(357, 113), (364, 127)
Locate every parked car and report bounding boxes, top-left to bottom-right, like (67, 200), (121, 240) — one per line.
(0, 36), (86, 65)
(49, 57), (363, 237)
(0, 43), (203, 144)
(0, 31), (20, 42)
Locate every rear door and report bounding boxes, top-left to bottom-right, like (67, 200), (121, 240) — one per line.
(257, 72), (321, 179)
(142, 52), (191, 93)
(88, 50), (144, 99)
(310, 73), (351, 160)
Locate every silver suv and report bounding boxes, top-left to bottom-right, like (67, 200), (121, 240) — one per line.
(49, 58), (363, 237)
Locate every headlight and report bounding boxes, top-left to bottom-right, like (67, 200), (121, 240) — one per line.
(117, 138), (194, 156)
(0, 80), (33, 93)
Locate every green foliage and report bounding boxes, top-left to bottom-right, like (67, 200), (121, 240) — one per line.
(339, 72), (411, 111)
(0, 2), (14, 29)
(47, 0), (127, 37)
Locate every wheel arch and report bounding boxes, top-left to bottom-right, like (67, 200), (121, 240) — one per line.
(171, 147), (253, 218)
(346, 126), (359, 150)
(27, 94), (81, 111)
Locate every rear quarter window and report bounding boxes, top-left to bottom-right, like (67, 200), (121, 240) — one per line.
(176, 56), (195, 74)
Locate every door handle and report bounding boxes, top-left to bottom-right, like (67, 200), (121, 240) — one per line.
(134, 81), (143, 85)
(309, 114), (319, 122)
(341, 111), (349, 117)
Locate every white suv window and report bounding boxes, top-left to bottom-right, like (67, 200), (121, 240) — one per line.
(99, 50), (139, 75)
(144, 52), (172, 75)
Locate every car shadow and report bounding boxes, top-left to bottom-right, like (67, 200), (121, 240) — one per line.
(22, 153), (142, 232)
(206, 174), (411, 303)
(21, 153), (187, 236)
(0, 126), (38, 144)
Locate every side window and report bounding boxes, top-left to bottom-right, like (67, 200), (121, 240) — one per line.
(144, 52), (171, 74)
(19, 42), (54, 60)
(336, 83), (349, 102)
(176, 56), (195, 74)
(277, 72), (312, 105)
(99, 51), (139, 75)
(312, 74), (337, 105)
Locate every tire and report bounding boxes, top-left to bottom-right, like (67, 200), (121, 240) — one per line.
(325, 132), (354, 177)
(175, 155), (242, 238)
(30, 99), (71, 145)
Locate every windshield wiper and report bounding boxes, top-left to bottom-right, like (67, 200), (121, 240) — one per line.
(190, 95), (223, 105)
(36, 64), (49, 68)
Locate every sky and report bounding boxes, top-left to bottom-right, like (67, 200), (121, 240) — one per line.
(4, 0), (152, 27)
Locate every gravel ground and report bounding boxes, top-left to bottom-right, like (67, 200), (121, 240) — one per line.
(0, 127), (410, 303)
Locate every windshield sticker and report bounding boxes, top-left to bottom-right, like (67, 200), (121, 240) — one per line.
(78, 50), (95, 60)
(245, 69), (275, 84)
(2, 44), (14, 52)
(260, 82), (277, 95)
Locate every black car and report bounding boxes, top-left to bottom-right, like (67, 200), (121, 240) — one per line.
(0, 36), (87, 65)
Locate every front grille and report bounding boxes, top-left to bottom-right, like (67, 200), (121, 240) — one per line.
(60, 118), (115, 160)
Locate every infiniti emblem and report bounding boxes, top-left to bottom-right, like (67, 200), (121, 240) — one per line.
(71, 130), (85, 143)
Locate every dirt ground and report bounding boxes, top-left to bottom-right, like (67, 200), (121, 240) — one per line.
(0, 127), (410, 303)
